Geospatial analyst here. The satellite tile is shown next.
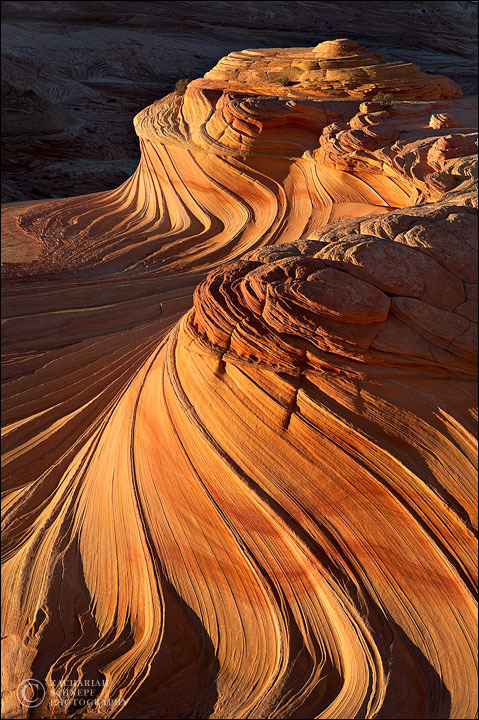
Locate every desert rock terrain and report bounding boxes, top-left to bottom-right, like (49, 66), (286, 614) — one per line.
(1, 32), (478, 720)
(2, 0), (477, 201)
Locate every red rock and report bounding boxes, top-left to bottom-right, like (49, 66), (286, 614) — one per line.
(1, 38), (477, 720)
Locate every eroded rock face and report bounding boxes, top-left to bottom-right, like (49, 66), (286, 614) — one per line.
(1, 36), (478, 720)
(192, 203), (477, 378)
(7, 40), (476, 280)
(317, 97), (478, 200)
(2, 0), (477, 201)
(205, 38), (462, 100)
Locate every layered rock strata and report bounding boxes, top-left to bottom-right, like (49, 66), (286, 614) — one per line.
(1, 39), (478, 720)
(204, 39), (462, 100)
(3, 0), (477, 202)
(6, 45), (475, 279)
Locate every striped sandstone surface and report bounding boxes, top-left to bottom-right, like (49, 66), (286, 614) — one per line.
(1, 40), (478, 719)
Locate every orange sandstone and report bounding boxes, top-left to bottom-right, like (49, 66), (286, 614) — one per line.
(1, 40), (478, 719)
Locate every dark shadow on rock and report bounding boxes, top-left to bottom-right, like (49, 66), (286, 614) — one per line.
(374, 621), (452, 719)
(116, 576), (219, 719)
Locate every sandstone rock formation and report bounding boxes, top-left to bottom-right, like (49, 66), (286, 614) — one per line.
(2, 0), (477, 201)
(317, 97), (478, 201)
(1, 38), (478, 719)
(204, 39), (462, 100)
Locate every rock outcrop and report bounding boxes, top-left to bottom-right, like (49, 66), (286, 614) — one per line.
(6, 41), (476, 278)
(2, 0), (477, 201)
(1, 38), (478, 720)
(317, 97), (478, 201)
(192, 202), (477, 378)
(204, 38), (461, 100)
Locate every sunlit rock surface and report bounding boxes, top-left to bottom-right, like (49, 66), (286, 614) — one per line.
(2, 0), (478, 201)
(1, 38), (478, 719)
(204, 38), (462, 100)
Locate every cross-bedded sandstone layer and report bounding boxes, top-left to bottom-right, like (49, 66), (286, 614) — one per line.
(1, 39), (478, 719)
(204, 39), (462, 100)
(3, 1), (478, 202)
